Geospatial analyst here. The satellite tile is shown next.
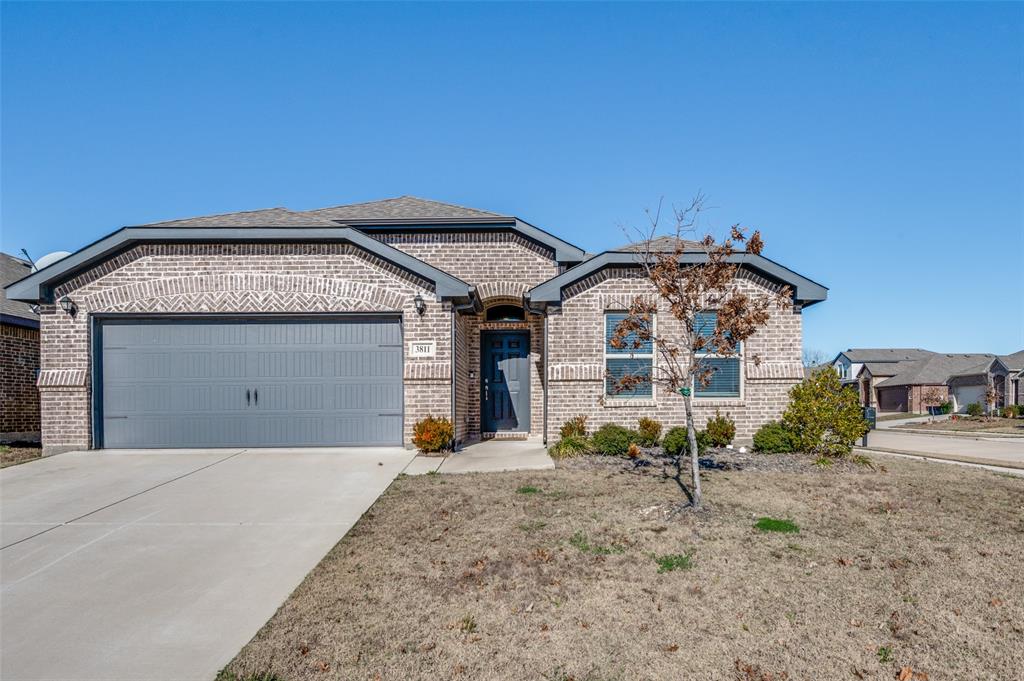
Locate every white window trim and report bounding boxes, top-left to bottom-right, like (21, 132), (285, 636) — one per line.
(604, 311), (656, 401)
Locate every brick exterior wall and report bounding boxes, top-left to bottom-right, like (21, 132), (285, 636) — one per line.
(37, 243), (451, 455)
(546, 268), (804, 442)
(377, 231), (558, 441)
(0, 322), (41, 440)
(33, 230), (810, 452)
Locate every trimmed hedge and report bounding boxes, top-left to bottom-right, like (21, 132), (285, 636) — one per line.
(662, 426), (710, 457)
(705, 411), (736, 447)
(752, 421), (799, 453)
(591, 423), (640, 456)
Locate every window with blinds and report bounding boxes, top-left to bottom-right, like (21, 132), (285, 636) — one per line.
(694, 311), (741, 398)
(605, 312), (654, 398)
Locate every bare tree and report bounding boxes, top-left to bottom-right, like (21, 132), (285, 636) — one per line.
(802, 348), (827, 369)
(610, 195), (790, 508)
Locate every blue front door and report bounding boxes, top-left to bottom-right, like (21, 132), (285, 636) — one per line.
(481, 332), (530, 432)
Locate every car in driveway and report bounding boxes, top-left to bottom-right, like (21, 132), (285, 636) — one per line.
(0, 446), (412, 681)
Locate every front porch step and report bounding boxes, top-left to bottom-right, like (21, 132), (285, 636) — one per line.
(481, 431), (529, 441)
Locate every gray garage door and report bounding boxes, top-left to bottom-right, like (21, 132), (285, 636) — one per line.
(98, 317), (402, 448)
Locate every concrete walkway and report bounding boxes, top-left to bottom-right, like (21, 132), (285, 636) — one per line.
(404, 437), (555, 475)
(859, 429), (1024, 469)
(1, 447), (413, 681)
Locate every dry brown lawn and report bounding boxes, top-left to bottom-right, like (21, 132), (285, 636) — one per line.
(223, 453), (1024, 681)
(0, 445), (41, 469)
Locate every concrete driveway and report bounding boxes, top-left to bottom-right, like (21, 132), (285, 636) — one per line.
(0, 447), (413, 681)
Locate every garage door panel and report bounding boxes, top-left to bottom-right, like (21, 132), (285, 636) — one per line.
(100, 318), (403, 448)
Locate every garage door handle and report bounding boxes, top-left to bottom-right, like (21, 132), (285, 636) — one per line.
(254, 389), (258, 406)
(246, 389), (251, 406)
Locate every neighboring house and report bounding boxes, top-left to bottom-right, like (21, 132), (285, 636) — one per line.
(999, 350), (1024, 408)
(1, 253), (41, 442)
(5, 196), (827, 456)
(852, 350), (1015, 414)
(830, 348), (933, 389)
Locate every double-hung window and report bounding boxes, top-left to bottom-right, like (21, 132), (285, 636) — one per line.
(604, 312), (654, 398)
(693, 311), (741, 398)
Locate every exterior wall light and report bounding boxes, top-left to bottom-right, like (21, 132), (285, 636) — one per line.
(59, 295), (78, 316)
(413, 294), (426, 316)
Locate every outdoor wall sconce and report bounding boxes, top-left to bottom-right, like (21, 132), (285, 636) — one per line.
(413, 294), (426, 316)
(59, 295), (78, 317)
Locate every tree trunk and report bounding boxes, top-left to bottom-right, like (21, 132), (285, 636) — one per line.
(682, 392), (702, 508)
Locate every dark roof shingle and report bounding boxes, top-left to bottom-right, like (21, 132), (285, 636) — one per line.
(307, 196), (505, 222)
(141, 208), (342, 228)
(1, 253), (39, 323)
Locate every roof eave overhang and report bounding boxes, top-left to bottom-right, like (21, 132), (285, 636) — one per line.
(4, 226), (473, 304)
(525, 251), (828, 309)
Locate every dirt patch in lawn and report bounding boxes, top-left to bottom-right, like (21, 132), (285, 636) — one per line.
(223, 453), (1024, 681)
(0, 445), (41, 469)
(896, 417), (1024, 435)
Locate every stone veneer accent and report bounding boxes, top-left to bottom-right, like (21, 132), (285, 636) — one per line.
(546, 269), (804, 442)
(0, 323), (41, 441)
(37, 243), (450, 455)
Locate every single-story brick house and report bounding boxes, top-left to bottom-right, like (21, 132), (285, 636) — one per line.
(5, 197), (827, 456)
(1, 252), (41, 443)
(852, 351), (1017, 414)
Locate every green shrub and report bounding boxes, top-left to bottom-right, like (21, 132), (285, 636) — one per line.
(411, 415), (454, 453)
(752, 421), (799, 453)
(636, 417), (662, 446)
(1001, 405), (1019, 418)
(590, 423), (639, 456)
(782, 369), (869, 457)
(559, 415), (588, 439)
(939, 401), (953, 414)
(548, 434), (592, 459)
(662, 426), (710, 457)
(705, 410), (736, 447)
(516, 485), (541, 495)
(966, 402), (983, 417)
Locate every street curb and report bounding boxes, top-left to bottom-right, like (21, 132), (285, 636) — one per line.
(855, 446), (1024, 471)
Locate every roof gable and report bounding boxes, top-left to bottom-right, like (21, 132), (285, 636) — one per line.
(5, 227), (473, 303)
(526, 250), (828, 308)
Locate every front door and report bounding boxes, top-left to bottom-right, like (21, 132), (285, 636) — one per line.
(481, 332), (530, 432)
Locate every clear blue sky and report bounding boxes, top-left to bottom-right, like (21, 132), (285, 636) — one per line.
(2, 2), (1022, 356)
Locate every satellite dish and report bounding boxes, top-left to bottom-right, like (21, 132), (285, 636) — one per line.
(32, 251), (72, 272)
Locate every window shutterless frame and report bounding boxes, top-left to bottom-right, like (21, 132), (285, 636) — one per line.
(604, 311), (655, 400)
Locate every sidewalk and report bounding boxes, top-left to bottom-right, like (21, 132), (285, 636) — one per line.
(403, 437), (555, 475)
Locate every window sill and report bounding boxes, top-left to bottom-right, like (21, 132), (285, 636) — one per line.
(693, 398), (745, 407)
(603, 398), (657, 408)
